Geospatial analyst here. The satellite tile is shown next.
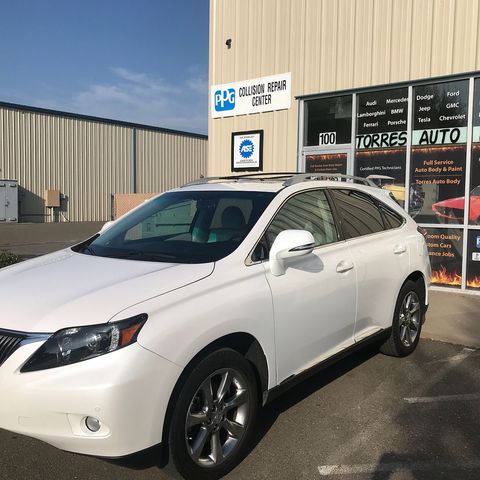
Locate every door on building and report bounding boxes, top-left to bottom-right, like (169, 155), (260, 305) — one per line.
(0, 181), (18, 222)
(301, 147), (352, 175)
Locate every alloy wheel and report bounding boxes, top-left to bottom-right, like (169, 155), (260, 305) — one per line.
(399, 291), (421, 347)
(185, 368), (250, 467)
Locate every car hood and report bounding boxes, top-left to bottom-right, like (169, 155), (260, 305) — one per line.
(0, 249), (214, 333)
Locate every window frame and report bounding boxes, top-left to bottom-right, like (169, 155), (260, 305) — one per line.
(246, 187), (343, 265)
(328, 187), (406, 241)
(377, 200), (406, 231)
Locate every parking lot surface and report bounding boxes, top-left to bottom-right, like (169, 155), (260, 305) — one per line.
(0, 222), (103, 257)
(1, 339), (479, 480)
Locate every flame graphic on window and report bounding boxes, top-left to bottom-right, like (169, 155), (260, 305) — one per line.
(431, 266), (461, 286)
(467, 276), (480, 289)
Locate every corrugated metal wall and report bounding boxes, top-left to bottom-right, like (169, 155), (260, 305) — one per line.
(0, 105), (207, 222)
(208, 0), (480, 175)
(137, 129), (208, 193)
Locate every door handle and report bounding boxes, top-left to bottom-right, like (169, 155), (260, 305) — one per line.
(336, 260), (354, 273)
(393, 244), (407, 255)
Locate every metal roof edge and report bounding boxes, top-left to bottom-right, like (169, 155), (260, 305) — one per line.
(0, 100), (208, 140)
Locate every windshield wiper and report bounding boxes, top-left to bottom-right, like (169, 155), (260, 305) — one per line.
(72, 235), (99, 256)
(83, 245), (97, 256)
(107, 251), (177, 262)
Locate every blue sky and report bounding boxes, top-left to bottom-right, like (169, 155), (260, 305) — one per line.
(0, 0), (209, 134)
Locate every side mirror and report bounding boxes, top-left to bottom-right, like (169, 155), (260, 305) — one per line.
(100, 220), (114, 233)
(269, 229), (315, 276)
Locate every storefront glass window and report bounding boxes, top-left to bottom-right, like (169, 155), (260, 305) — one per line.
(305, 153), (347, 174)
(469, 79), (480, 226)
(409, 146), (467, 224)
(304, 96), (352, 146)
(300, 75), (480, 291)
(469, 147), (480, 225)
(409, 80), (469, 225)
(466, 79), (480, 290)
(466, 230), (480, 290)
(354, 87), (408, 206)
(425, 228), (463, 288)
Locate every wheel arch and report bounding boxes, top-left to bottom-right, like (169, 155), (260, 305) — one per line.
(161, 332), (269, 445)
(403, 270), (428, 311)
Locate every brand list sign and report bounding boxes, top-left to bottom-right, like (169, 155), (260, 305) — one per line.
(355, 87), (408, 150)
(412, 80), (469, 145)
(211, 73), (291, 118)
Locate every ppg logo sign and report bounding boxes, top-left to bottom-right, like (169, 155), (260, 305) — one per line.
(214, 88), (235, 112)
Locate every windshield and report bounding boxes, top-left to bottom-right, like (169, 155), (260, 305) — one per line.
(78, 190), (276, 263)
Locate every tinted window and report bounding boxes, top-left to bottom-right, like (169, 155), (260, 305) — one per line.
(330, 189), (384, 239)
(80, 191), (275, 263)
(304, 95), (352, 146)
(266, 190), (338, 248)
(378, 203), (404, 229)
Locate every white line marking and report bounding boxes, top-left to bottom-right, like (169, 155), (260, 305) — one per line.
(318, 460), (480, 476)
(440, 347), (477, 365)
(403, 392), (480, 403)
(317, 346), (478, 472)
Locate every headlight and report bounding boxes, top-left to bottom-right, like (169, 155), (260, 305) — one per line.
(21, 314), (147, 372)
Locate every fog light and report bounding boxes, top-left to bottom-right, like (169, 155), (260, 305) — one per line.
(85, 416), (101, 432)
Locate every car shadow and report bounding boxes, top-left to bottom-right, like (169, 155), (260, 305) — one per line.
(369, 346), (480, 480)
(105, 341), (382, 473)
(245, 341), (381, 457)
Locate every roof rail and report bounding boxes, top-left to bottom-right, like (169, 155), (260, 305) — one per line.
(283, 173), (377, 187)
(182, 172), (299, 187)
(182, 172), (378, 188)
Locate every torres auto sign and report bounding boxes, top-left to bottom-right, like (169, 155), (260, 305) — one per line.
(211, 72), (291, 118)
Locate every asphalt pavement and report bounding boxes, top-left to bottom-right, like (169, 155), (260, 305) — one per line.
(1, 339), (480, 480)
(0, 222), (103, 257)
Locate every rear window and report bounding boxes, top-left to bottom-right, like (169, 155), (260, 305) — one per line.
(378, 202), (404, 229)
(330, 189), (384, 239)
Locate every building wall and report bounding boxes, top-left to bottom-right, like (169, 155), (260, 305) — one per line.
(137, 129), (208, 193)
(0, 104), (207, 222)
(208, 0), (480, 175)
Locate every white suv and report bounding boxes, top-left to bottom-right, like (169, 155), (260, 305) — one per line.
(0, 173), (431, 480)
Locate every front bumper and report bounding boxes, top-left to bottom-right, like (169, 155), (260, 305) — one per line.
(0, 340), (182, 457)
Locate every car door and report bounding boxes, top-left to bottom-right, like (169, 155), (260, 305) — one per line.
(262, 188), (357, 384)
(329, 188), (411, 340)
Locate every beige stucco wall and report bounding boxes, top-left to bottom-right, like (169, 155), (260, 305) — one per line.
(208, 0), (480, 175)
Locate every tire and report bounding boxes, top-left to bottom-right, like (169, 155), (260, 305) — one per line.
(380, 280), (424, 357)
(169, 349), (259, 480)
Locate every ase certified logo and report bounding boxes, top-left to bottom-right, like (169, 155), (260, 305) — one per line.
(239, 139), (254, 159)
(214, 88), (235, 112)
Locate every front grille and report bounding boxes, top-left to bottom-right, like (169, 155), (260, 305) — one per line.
(0, 330), (27, 366)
